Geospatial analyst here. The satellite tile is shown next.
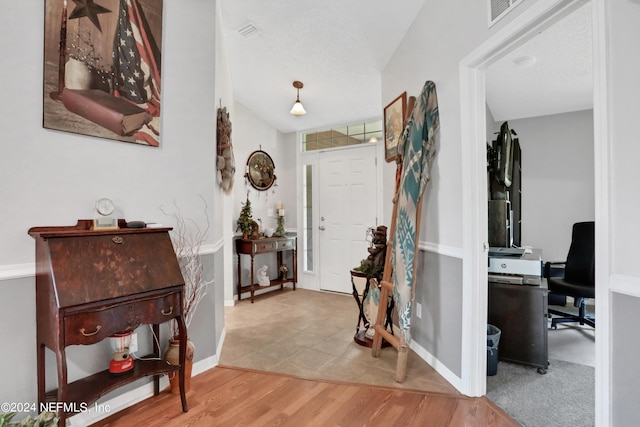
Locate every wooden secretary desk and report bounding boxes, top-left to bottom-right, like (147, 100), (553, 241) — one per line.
(28, 220), (188, 425)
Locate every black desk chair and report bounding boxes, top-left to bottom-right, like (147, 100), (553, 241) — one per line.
(544, 221), (595, 329)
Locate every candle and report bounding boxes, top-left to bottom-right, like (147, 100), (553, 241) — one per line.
(279, 209), (285, 217)
(276, 201), (283, 209)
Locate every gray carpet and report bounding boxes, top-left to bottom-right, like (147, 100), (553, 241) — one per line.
(486, 359), (594, 427)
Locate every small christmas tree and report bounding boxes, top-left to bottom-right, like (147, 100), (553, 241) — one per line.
(236, 196), (254, 237)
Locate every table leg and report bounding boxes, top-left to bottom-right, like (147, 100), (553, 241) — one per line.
(37, 343), (45, 409)
(250, 254), (255, 303)
(176, 316), (189, 412)
(153, 324), (160, 396)
(292, 248), (297, 290)
(55, 346), (68, 427)
(237, 252), (242, 301)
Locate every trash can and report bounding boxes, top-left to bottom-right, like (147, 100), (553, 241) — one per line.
(487, 324), (501, 376)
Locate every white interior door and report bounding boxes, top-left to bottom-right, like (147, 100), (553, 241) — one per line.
(318, 145), (378, 293)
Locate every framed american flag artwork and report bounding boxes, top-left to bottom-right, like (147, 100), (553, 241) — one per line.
(43, 0), (163, 147)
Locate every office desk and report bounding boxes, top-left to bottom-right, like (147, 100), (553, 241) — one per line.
(488, 280), (548, 373)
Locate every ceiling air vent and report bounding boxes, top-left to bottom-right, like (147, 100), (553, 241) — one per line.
(489, 0), (524, 27)
(237, 22), (259, 38)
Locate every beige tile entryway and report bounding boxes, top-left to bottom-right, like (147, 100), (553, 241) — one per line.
(219, 287), (458, 395)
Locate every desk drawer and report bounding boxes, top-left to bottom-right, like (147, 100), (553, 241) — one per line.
(254, 241), (277, 253)
(277, 238), (295, 251)
(64, 292), (180, 345)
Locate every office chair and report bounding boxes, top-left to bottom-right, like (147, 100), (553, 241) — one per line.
(544, 221), (595, 329)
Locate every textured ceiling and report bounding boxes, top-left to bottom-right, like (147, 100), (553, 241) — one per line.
(219, 0), (428, 133)
(486, 3), (593, 122)
(219, 1), (593, 134)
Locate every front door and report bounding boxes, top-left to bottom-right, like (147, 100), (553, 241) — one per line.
(318, 145), (378, 293)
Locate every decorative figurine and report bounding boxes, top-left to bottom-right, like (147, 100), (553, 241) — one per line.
(278, 264), (289, 280)
(257, 265), (270, 287)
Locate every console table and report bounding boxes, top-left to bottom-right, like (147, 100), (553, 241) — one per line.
(29, 220), (188, 425)
(235, 235), (297, 303)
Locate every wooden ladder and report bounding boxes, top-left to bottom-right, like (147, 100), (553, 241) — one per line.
(371, 97), (423, 383)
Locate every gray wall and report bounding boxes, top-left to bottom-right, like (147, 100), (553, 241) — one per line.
(509, 110), (595, 261)
(412, 250), (463, 377)
(0, 0), (227, 417)
(612, 292), (640, 425)
(485, 110), (595, 261)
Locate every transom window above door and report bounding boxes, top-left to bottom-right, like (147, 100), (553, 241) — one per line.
(302, 120), (382, 152)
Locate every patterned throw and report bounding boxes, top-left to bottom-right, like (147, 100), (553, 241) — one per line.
(392, 81), (439, 343)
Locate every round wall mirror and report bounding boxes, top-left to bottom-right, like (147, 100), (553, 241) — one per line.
(245, 150), (277, 191)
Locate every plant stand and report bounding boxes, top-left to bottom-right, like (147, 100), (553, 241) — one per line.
(350, 270), (392, 348)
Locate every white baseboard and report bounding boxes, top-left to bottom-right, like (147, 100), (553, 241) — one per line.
(410, 340), (464, 393)
(69, 355), (219, 426)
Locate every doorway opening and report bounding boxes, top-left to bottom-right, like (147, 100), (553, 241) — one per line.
(459, 4), (608, 421)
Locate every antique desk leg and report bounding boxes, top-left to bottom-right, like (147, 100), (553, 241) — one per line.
(176, 316), (189, 412)
(37, 343), (45, 409)
(55, 347), (68, 427)
(153, 324), (160, 396)
(237, 252), (242, 302)
(250, 253), (255, 303)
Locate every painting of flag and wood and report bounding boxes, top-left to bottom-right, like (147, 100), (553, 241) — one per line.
(43, 0), (163, 147)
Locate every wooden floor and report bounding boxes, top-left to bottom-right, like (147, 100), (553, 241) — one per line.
(92, 366), (519, 427)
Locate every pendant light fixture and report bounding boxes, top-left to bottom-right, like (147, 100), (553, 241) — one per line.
(289, 81), (306, 115)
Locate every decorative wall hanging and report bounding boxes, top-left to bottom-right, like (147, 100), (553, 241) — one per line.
(43, 0), (163, 147)
(216, 105), (235, 193)
(245, 150), (277, 191)
(384, 92), (407, 162)
(372, 80), (440, 383)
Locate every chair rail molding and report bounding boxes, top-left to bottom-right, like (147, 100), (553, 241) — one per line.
(419, 241), (464, 259)
(0, 263), (35, 281)
(610, 274), (640, 298)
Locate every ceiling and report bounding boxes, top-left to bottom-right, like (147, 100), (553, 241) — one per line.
(219, 0), (428, 133)
(219, 1), (593, 134)
(486, 2), (593, 122)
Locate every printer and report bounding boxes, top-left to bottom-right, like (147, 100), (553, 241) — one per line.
(488, 247), (542, 286)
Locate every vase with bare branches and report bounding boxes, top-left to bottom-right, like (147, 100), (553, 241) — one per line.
(160, 197), (213, 393)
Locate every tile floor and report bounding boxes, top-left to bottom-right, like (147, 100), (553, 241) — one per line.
(219, 286), (595, 396)
(219, 287), (459, 396)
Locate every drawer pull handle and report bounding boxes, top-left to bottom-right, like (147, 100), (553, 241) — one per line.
(80, 326), (101, 336)
(112, 236), (124, 244)
(161, 307), (173, 316)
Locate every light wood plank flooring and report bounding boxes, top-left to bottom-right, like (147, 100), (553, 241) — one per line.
(94, 288), (519, 426)
(93, 366), (518, 427)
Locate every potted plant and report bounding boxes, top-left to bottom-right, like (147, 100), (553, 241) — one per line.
(236, 196), (256, 238)
(0, 412), (58, 427)
(352, 225), (388, 281)
(160, 198), (213, 394)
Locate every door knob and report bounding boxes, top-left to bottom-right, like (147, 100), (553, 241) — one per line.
(319, 226), (326, 231)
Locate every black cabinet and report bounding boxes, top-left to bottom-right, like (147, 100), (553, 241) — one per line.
(488, 281), (549, 373)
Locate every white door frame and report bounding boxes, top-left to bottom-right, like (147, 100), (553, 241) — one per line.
(459, 0), (610, 425)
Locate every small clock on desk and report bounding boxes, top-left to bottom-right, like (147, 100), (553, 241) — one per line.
(93, 197), (119, 230)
